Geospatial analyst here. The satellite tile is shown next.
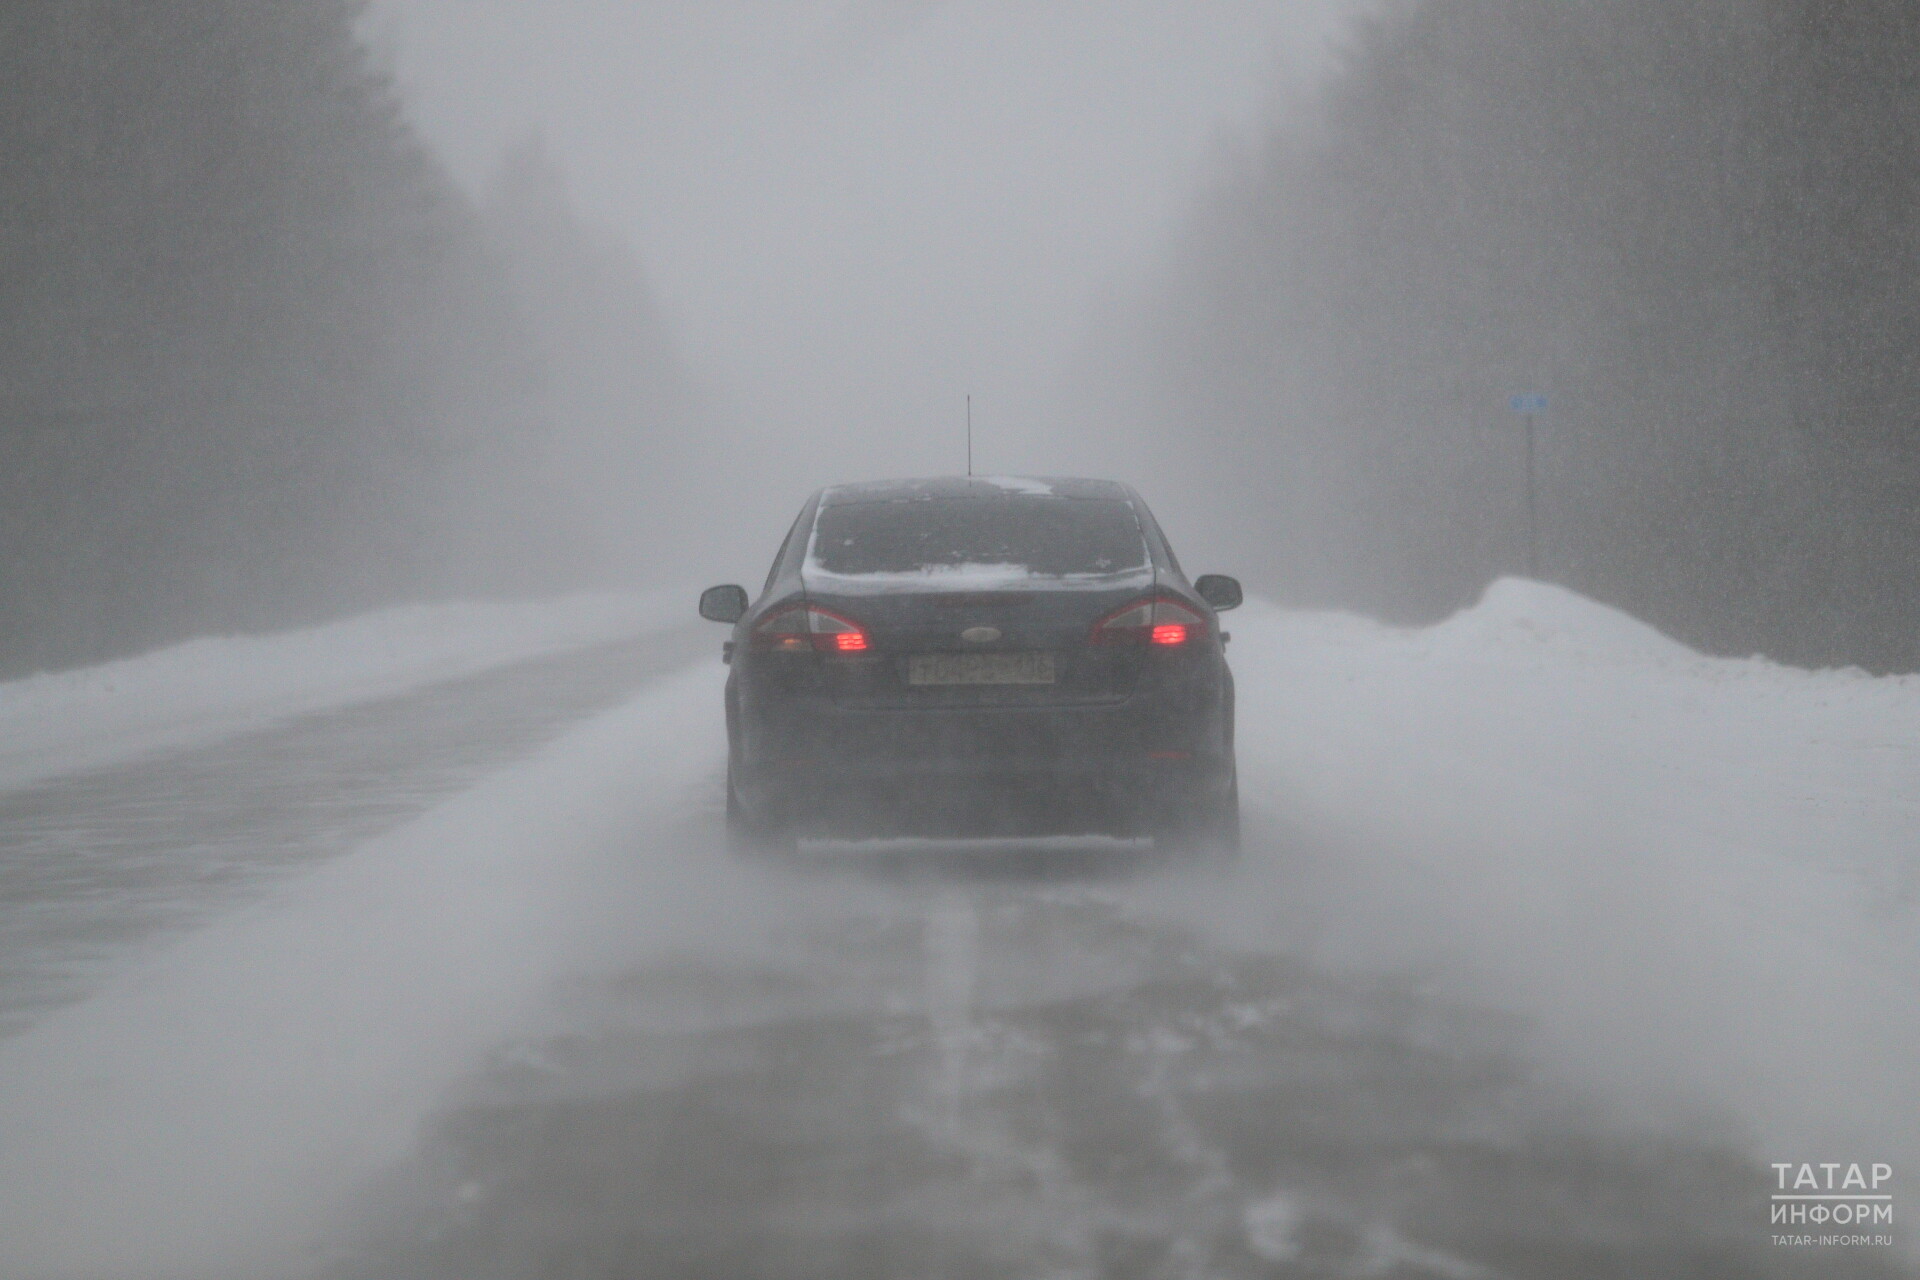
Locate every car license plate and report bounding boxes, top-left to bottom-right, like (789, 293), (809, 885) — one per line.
(908, 652), (1056, 685)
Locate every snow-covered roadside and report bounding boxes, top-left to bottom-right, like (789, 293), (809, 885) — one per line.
(0, 592), (675, 792)
(1227, 580), (1920, 1219)
(0, 660), (732, 1280)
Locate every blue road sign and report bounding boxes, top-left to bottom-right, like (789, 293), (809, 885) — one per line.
(1509, 393), (1549, 413)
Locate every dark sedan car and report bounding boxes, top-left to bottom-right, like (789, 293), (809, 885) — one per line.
(699, 476), (1242, 855)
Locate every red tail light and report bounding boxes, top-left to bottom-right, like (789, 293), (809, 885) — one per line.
(1089, 596), (1207, 647)
(750, 603), (870, 653)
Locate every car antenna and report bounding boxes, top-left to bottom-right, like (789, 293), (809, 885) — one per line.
(966, 394), (973, 478)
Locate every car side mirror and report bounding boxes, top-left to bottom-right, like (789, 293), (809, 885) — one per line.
(1194, 574), (1242, 612)
(699, 584), (749, 624)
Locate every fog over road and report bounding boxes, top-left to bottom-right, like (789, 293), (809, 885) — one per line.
(0, 592), (1907, 1280)
(7, 4), (1919, 1278)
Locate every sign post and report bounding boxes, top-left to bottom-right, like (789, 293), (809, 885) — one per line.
(1508, 394), (1548, 579)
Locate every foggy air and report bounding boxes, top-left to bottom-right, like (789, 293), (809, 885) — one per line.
(0, 3), (1914, 1278)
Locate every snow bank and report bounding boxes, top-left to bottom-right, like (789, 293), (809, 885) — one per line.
(0, 592), (673, 791)
(1225, 577), (1920, 1225)
(1427, 575), (1703, 665)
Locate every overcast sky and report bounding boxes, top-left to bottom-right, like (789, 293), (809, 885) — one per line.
(371, 1), (1354, 492)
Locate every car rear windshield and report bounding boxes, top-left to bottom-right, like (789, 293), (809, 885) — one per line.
(810, 496), (1148, 578)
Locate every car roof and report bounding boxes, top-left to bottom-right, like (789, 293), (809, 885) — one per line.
(817, 476), (1136, 506)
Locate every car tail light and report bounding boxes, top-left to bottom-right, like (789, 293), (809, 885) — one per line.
(1089, 596), (1207, 647)
(750, 603), (870, 653)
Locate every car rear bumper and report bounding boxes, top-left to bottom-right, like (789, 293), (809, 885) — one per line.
(731, 697), (1232, 838)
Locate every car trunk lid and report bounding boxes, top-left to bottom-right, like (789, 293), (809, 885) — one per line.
(801, 572), (1152, 709)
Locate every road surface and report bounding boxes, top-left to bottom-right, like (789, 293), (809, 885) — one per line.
(0, 618), (1904, 1279)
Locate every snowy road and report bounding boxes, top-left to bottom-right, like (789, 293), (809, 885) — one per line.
(332, 861), (1857, 1280)
(0, 629), (708, 1039)
(0, 587), (1912, 1279)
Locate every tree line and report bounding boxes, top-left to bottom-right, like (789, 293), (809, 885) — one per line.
(1143, 0), (1920, 671)
(0, 1), (689, 677)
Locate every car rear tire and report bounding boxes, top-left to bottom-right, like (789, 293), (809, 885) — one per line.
(1156, 766), (1240, 865)
(725, 762), (797, 857)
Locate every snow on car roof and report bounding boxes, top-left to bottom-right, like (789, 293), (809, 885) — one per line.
(799, 561), (1146, 588)
(817, 476), (1133, 505)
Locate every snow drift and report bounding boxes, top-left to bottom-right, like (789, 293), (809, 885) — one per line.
(0, 592), (672, 791)
(1224, 577), (1919, 1236)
